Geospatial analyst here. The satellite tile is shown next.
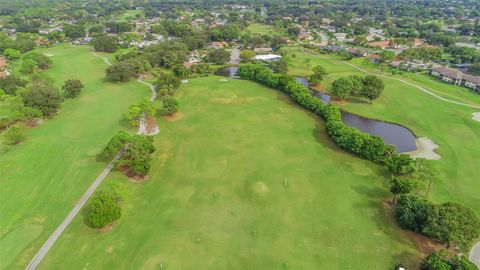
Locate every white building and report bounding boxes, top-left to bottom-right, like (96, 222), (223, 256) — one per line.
(254, 54), (282, 61)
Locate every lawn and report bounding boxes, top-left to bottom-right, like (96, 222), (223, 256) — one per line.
(283, 47), (480, 217)
(246, 23), (282, 36)
(0, 44), (149, 269)
(38, 76), (423, 269)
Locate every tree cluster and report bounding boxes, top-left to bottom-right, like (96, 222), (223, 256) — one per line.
(395, 195), (480, 251)
(100, 131), (156, 177)
(85, 191), (121, 229)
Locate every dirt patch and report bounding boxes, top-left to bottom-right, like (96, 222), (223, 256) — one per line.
(106, 245), (114, 253)
(118, 165), (150, 183)
(98, 223), (115, 233)
(472, 112), (480, 123)
(408, 137), (441, 160)
(309, 84), (325, 91)
(252, 182), (269, 194)
(163, 112), (184, 121)
(404, 230), (444, 256)
(145, 115), (159, 134)
(23, 119), (39, 128)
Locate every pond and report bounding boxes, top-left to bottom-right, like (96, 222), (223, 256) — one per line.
(215, 66), (239, 78)
(215, 70), (418, 152)
(294, 77), (417, 153)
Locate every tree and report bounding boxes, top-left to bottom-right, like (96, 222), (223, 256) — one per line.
(421, 252), (451, 270)
(85, 191), (121, 229)
(0, 75), (27, 95)
(271, 59), (288, 74)
(395, 194), (431, 233)
(155, 72), (180, 95)
(353, 35), (368, 46)
(380, 50), (396, 62)
(21, 83), (63, 116)
(23, 52), (52, 69)
(125, 99), (156, 127)
(206, 49), (230, 64)
(62, 79), (84, 98)
(415, 158), (438, 197)
(469, 62), (480, 76)
(361, 75), (384, 103)
(331, 77), (353, 99)
(309, 65), (327, 84)
(163, 97), (179, 116)
(240, 49), (255, 62)
(106, 62), (135, 82)
(423, 202), (480, 250)
(4, 48), (21, 60)
(387, 153), (416, 175)
(349, 75), (364, 95)
(389, 176), (414, 204)
(173, 65), (192, 79)
(93, 35), (118, 53)
(64, 24), (86, 39)
(20, 59), (38, 74)
(2, 123), (27, 145)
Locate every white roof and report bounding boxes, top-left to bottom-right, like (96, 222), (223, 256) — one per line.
(254, 54), (282, 61)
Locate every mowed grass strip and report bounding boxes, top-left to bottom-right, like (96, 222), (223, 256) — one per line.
(39, 77), (421, 270)
(0, 44), (149, 269)
(284, 47), (480, 216)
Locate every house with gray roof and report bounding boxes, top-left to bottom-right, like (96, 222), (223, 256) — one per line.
(430, 66), (480, 93)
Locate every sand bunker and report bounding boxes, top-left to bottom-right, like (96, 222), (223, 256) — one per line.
(219, 79), (228, 82)
(43, 53), (53, 57)
(181, 79), (188, 84)
(408, 137), (441, 160)
(472, 112), (480, 123)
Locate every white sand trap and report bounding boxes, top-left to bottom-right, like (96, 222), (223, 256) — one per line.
(219, 79), (228, 82)
(408, 137), (441, 160)
(43, 53), (53, 57)
(472, 112), (480, 123)
(181, 79), (188, 84)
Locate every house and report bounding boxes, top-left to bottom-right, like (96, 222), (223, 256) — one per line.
(412, 38), (424, 47)
(430, 66), (480, 93)
(391, 61), (427, 72)
(323, 44), (348, 52)
(298, 32), (313, 41)
(254, 54), (281, 61)
(367, 54), (382, 64)
(346, 47), (368, 57)
(254, 47), (273, 54)
(333, 33), (348, 42)
(368, 40), (390, 49)
(207, 41), (228, 49)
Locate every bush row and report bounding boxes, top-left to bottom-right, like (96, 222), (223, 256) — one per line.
(237, 64), (414, 173)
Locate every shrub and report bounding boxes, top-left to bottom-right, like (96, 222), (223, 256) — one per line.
(2, 123), (27, 145)
(62, 79), (84, 98)
(395, 194), (431, 232)
(86, 191), (121, 229)
(163, 97), (179, 115)
(21, 82), (63, 116)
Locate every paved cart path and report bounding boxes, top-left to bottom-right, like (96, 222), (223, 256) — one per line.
(25, 51), (158, 270)
(470, 241), (480, 268)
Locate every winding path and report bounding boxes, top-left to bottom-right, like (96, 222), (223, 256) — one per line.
(303, 50), (480, 109)
(470, 241), (480, 268)
(25, 51), (158, 270)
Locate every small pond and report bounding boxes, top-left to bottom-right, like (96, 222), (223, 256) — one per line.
(215, 66), (239, 78)
(216, 70), (418, 153)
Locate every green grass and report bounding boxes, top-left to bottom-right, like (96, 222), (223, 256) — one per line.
(246, 23), (282, 36)
(284, 47), (480, 216)
(38, 76), (422, 269)
(0, 44), (150, 269)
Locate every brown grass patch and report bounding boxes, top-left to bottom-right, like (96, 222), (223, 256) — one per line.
(163, 112), (184, 121)
(98, 222), (115, 233)
(118, 165), (150, 183)
(309, 83), (325, 91)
